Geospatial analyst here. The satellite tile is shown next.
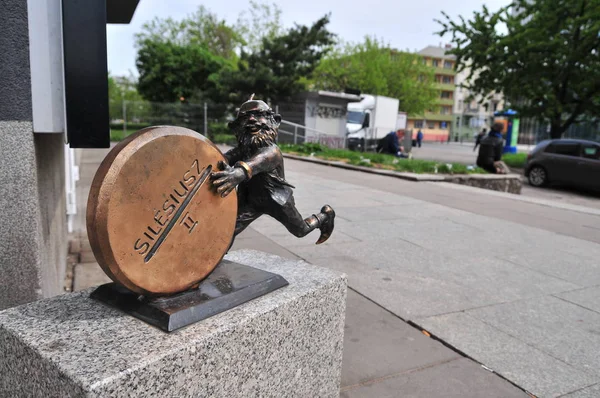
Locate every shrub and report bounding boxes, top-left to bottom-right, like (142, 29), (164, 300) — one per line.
(279, 144), (486, 174)
(502, 153), (528, 168)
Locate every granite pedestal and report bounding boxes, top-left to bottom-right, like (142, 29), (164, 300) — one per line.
(0, 250), (347, 398)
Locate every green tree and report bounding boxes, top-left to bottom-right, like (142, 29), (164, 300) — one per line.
(134, 3), (282, 107)
(136, 40), (227, 103)
(134, 6), (240, 104)
(437, 0), (600, 138)
(235, 1), (283, 51)
(312, 37), (438, 115)
(217, 15), (336, 105)
(136, 6), (243, 61)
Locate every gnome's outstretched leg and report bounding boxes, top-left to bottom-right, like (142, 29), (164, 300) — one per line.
(266, 198), (335, 244)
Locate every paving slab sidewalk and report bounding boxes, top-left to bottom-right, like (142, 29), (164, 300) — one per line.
(272, 158), (600, 397)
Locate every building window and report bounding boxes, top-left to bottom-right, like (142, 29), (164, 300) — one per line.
(440, 106), (451, 115)
(440, 122), (448, 129)
(441, 91), (452, 99)
(414, 120), (424, 128)
(427, 122), (435, 129)
(443, 61), (453, 69)
(432, 59), (439, 67)
(493, 102), (498, 112)
(442, 76), (452, 84)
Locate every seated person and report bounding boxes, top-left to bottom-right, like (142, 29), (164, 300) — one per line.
(377, 130), (410, 158)
(476, 123), (510, 174)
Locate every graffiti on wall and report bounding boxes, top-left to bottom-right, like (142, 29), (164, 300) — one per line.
(306, 104), (347, 119)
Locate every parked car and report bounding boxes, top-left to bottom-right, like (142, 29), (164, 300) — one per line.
(524, 139), (600, 191)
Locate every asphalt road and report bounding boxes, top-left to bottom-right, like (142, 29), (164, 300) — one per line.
(414, 142), (600, 209)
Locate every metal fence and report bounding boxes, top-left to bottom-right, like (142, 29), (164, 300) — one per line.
(112, 101), (210, 136)
(113, 101), (345, 148)
(525, 122), (600, 144)
(278, 120), (346, 148)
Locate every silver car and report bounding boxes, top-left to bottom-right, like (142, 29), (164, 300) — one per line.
(524, 139), (600, 191)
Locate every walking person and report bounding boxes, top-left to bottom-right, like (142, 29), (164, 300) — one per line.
(473, 128), (486, 151)
(416, 129), (424, 148)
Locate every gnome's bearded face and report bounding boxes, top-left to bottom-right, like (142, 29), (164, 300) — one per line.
(229, 99), (281, 150)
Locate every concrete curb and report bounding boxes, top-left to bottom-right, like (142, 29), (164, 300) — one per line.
(282, 153), (521, 183)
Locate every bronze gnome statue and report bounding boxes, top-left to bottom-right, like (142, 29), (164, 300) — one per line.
(210, 97), (335, 244)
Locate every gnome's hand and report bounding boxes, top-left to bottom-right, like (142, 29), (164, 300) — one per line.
(210, 161), (246, 197)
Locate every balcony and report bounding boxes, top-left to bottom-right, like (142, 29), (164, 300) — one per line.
(464, 107), (482, 115)
(434, 67), (456, 76)
(436, 98), (454, 106)
(410, 112), (454, 122)
(435, 83), (455, 91)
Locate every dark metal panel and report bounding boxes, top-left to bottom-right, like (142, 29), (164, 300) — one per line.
(106, 0), (140, 24)
(62, 0), (110, 148)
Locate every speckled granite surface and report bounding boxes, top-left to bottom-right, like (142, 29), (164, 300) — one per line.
(0, 250), (347, 398)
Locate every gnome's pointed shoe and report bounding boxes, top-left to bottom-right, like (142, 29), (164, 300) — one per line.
(316, 205), (335, 245)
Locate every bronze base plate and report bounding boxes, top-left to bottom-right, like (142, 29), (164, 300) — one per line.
(90, 260), (289, 332)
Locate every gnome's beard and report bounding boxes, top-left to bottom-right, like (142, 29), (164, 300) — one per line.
(236, 123), (278, 151)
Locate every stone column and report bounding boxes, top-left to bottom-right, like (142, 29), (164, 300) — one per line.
(0, 0), (67, 310)
(0, 251), (347, 397)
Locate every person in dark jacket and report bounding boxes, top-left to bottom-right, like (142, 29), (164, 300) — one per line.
(476, 123), (509, 174)
(473, 128), (486, 151)
(416, 130), (424, 147)
(377, 131), (410, 158)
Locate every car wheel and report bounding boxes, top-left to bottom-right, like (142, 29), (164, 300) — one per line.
(528, 166), (547, 187)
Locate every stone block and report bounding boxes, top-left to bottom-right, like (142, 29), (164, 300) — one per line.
(446, 174), (523, 194)
(0, 250), (347, 398)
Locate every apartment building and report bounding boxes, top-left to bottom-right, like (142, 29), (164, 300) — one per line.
(406, 45), (456, 142)
(452, 67), (504, 141)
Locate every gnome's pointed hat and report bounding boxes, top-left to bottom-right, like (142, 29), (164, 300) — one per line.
(236, 93), (271, 116)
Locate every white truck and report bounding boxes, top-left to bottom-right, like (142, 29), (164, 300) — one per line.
(346, 95), (400, 151)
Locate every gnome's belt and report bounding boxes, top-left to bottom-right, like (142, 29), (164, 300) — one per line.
(235, 161), (253, 180)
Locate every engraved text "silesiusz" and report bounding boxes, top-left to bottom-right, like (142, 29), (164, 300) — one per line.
(133, 159), (212, 262)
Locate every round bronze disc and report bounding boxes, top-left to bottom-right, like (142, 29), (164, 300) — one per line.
(87, 126), (237, 296)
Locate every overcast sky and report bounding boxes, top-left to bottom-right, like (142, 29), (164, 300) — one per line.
(106, 0), (511, 77)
